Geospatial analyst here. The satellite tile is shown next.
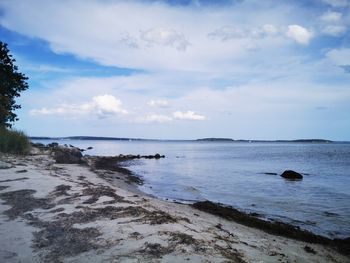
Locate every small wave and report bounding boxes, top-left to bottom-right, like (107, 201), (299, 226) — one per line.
(184, 186), (201, 194)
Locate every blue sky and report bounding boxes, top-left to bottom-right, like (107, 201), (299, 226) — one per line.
(0, 0), (349, 140)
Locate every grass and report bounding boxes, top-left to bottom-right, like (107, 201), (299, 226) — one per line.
(0, 128), (31, 155)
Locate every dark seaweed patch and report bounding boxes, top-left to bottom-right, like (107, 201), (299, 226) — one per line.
(192, 201), (350, 255)
(0, 190), (54, 219)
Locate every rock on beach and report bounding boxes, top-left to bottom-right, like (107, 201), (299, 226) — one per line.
(52, 146), (83, 164)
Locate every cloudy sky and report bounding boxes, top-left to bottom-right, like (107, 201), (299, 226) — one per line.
(0, 0), (349, 140)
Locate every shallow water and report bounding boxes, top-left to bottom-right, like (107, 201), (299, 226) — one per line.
(34, 139), (350, 238)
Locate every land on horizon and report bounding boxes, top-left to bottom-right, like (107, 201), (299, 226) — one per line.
(30, 136), (336, 143)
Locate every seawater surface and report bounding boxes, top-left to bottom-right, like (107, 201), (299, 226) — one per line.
(34, 139), (350, 238)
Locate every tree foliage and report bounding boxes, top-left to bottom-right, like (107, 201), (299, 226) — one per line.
(0, 41), (28, 128)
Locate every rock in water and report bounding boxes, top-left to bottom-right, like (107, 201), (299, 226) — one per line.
(52, 146), (83, 164)
(280, 170), (303, 180)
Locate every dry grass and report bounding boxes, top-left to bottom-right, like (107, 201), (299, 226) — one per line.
(0, 128), (31, 155)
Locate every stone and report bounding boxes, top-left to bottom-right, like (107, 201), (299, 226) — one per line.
(52, 146), (83, 164)
(280, 170), (303, 180)
(47, 142), (59, 148)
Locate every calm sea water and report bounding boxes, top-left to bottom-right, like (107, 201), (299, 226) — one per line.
(34, 139), (350, 238)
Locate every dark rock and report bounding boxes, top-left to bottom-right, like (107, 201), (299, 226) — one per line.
(47, 142), (59, 148)
(52, 146), (83, 164)
(86, 147), (93, 150)
(154, 154), (161, 159)
(304, 245), (316, 254)
(280, 170), (303, 180)
(263, 172), (278, 175)
(31, 142), (46, 149)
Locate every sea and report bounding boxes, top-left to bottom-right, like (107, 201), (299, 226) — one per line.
(33, 139), (350, 239)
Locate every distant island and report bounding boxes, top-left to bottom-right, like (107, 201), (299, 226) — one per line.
(197, 138), (333, 143)
(196, 138), (234, 142)
(31, 136), (333, 143)
(30, 136), (144, 141)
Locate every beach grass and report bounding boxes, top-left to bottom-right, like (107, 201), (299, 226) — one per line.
(0, 128), (31, 155)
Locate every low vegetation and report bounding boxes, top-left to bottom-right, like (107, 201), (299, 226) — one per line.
(0, 128), (31, 155)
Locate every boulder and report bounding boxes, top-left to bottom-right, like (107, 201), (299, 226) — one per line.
(280, 170), (303, 180)
(47, 142), (59, 148)
(52, 146), (83, 164)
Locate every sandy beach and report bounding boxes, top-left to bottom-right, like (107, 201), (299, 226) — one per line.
(0, 147), (349, 263)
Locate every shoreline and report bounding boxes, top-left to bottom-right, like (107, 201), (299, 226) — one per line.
(89, 151), (350, 255)
(0, 146), (349, 262)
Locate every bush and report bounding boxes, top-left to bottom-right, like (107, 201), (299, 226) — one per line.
(0, 128), (31, 155)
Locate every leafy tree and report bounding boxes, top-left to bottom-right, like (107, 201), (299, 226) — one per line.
(0, 41), (28, 128)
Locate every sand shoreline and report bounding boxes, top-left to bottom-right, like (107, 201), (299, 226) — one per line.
(0, 149), (349, 262)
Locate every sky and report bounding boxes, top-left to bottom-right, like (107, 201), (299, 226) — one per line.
(0, 0), (349, 140)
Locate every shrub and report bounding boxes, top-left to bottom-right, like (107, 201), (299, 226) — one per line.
(0, 128), (31, 155)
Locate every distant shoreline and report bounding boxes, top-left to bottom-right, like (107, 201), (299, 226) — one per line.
(30, 136), (338, 143)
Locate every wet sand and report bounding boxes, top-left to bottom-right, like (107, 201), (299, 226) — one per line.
(0, 149), (349, 263)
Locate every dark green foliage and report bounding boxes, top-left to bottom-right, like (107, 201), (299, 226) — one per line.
(0, 128), (31, 155)
(0, 41), (28, 128)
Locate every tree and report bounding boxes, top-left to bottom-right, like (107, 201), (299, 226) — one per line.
(0, 41), (28, 128)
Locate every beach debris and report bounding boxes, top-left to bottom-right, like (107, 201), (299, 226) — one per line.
(194, 201), (350, 255)
(16, 169), (28, 173)
(0, 160), (12, 169)
(304, 245), (316, 254)
(193, 201), (330, 245)
(51, 184), (72, 196)
(280, 170), (303, 180)
(0, 189), (54, 220)
(0, 177), (29, 183)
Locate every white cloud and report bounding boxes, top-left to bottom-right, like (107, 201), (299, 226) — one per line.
(30, 94), (127, 117)
(208, 26), (249, 40)
(148, 99), (169, 108)
(140, 27), (190, 51)
(322, 25), (347, 36)
(262, 24), (279, 35)
(92, 95), (128, 115)
(326, 48), (350, 66)
(119, 33), (139, 49)
(320, 11), (342, 22)
(208, 24), (279, 41)
(322, 0), (349, 7)
(286, 25), (313, 45)
(138, 114), (173, 123)
(26, 64), (73, 73)
(173, 111), (206, 121)
(0, 0), (318, 74)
